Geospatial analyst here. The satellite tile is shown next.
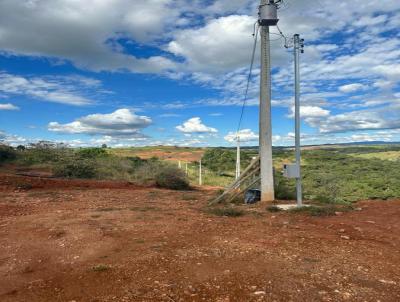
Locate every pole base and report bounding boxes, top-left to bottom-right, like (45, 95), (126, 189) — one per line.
(261, 192), (275, 202)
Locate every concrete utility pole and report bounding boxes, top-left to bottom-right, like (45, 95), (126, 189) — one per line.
(259, 0), (279, 201)
(294, 34), (304, 206)
(185, 163), (188, 175)
(235, 136), (241, 179)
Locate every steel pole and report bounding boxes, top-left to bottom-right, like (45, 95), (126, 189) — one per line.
(259, 20), (275, 202)
(294, 34), (303, 206)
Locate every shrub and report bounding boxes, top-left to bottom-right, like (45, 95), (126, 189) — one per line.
(274, 171), (296, 200)
(0, 145), (16, 163)
(155, 166), (190, 190)
(76, 147), (108, 159)
(19, 148), (70, 165)
(53, 160), (97, 179)
(202, 148), (252, 174)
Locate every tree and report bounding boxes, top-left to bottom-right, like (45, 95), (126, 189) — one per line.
(101, 144), (108, 149)
(16, 145), (26, 151)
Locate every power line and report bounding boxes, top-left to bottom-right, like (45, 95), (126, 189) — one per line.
(236, 24), (260, 137)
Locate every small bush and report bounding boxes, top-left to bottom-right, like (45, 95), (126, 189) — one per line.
(207, 207), (244, 217)
(274, 172), (296, 200)
(155, 166), (190, 190)
(76, 148), (108, 159)
(0, 145), (16, 163)
(53, 160), (97, 179)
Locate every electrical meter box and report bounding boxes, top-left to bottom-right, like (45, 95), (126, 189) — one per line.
(259, 2), (279, 26)
(283, 164), (300, 179)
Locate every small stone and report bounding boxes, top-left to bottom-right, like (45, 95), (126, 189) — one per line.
(339, 229), (345, 233)
(254, 291), (266, 295)
(341, 235), (350, 240)
(335, 212), (343, 216)
(379, 279), (396, 285)
(343, 292), (352, 300)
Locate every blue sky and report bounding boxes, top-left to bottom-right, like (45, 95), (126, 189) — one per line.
(0, 0), (399, 147)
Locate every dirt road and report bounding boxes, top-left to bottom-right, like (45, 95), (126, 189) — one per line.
(0, 174), (399, 301)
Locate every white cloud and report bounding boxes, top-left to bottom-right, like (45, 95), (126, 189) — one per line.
(176, 117), (217, 133)
(168, 15), (257, 73)
(0, 0), (177, 74)
(306, 106), (400, 133)
(353, 15), (388, 27)
(48, 109), (152, 137)
(0, 72), (99, 106)
(288, 106), (330, 119)
(339, 83), (368, 93)
(0, 103), (19, 110)
(224, 129), (258, 143)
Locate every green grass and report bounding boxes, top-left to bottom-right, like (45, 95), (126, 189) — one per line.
(350, 151), (400, 161)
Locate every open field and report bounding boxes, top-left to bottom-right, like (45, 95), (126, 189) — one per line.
(1, 173), (400, 301)
(109, 147), (205, 162)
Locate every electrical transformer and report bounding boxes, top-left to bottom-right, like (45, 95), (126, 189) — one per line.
(258, 1), (279, 26)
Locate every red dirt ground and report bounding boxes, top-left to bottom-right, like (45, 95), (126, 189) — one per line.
(0, 173), (399, 301)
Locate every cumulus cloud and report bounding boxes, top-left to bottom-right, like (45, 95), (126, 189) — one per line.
(168, 15), (257, 73)
(224, 129), (258, 143)
(48, 109), (152, 137)
(0, 0), (177, 73)
(0, 103), (19, 110)
(176, 117), (217, 133)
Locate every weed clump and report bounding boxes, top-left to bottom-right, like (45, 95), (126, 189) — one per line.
(289, 204), (353, 217)
(155, 166), (190, 190)
(92, 264), (109, 272)
(207, 207), (244, 217)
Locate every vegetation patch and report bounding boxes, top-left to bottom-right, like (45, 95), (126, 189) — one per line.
(267, 205), (282, 213)
(92, 264), (110, 272)
(53, 159), (97, 179)
(289, 204), (353, 217)
(130, 206), (158, 212)
(181, 194), (197, 201)
(96, 207), (121, 212)
(206, 207), (245, 217)
(155, 166), (190, 190)
(0, 145), (16, 163)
